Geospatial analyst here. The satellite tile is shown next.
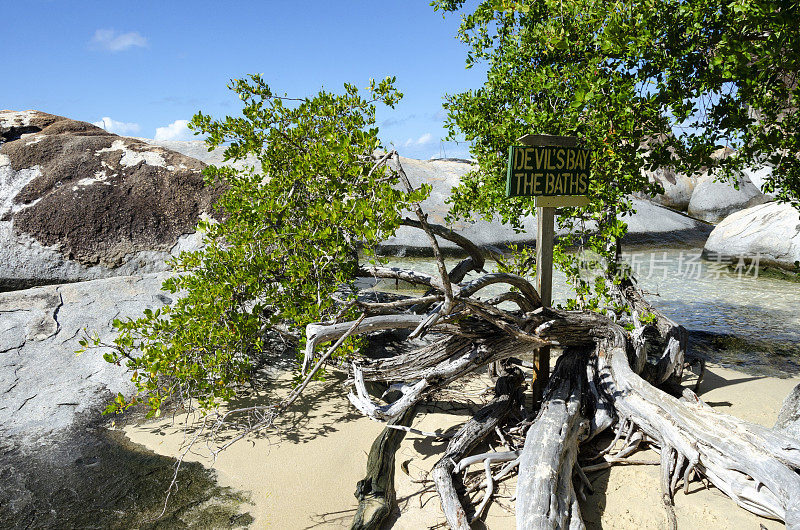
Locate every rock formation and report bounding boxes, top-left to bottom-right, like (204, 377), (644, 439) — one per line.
(704, 201), (800, 270)
(641, 165), (697, 211)
(0, 110), (219, 289)
(377, 156), (713, 255)
(688, 168), (769, 223)
(0, 273), (171, 443)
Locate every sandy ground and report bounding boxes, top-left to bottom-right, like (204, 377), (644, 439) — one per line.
(122, 363), (799, 529)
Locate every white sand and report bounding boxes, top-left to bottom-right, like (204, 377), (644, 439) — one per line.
(122, 364), (799, 529)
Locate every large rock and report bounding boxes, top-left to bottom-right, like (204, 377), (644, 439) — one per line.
(0, 273), (171, 443)
(703, 201), (800, 269)
(0, 274), (254, 528)
(744, 165), (777, 197)
(378, 156), (712, 255)
(687, 169), (769, 223)
(136, 137), (261, 173)
(622, 198), (714, 245)
(0, 110), (219, 289)
(636, 145), (736, 212)
(640, 166), (698, 211)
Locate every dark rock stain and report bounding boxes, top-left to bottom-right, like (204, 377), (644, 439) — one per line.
(0, 111), (224, 268)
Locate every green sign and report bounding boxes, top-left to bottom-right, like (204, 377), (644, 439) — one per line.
(506, 145), (591, 197)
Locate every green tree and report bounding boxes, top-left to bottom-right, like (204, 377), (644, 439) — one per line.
(82, 74), (427, 415)
(633, 0), (800, 206)
(432, 0), (800, 304)
(433, 0), (669, 310)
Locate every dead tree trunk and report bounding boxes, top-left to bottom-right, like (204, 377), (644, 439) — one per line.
(776, 382), (800, 440)
(351, 405), (417, 530)
(601, 278), (800, 528)
(516, 348), (591, 529)
(599, 333), (800, 527)
(432, 367), (525, 529)
(304, 277), (800, 529)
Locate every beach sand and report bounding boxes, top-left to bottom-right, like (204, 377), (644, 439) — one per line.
(122, 364), (799, 529)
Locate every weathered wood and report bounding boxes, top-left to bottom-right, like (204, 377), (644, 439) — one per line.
(304, 314), (428, 373)
(358, 264), (444, 291)
(431, 369), (525, 529)
(398, 217), (487, 315)
(531, 344), (550, 406)
(521, 299), (800, 528)
(601, 338), (800, 526)
(351, 406), (417, 530)
(775, 382), (800, 440)
(529, 143), (556, 413)
(459, 272), (542, 307)
(612, 275), (687, 386)
(482, 291), (535, 312)
(349, 330), (534, 422)
(535, 205), (554, 310)
(310, 217), (800, 529)
(586, 353), (616, 440)
(535, 195), (590, 207)
(603, 280), (800, 528)
(355, 293), (443, 314)
(516, 348), (590, 530)
(357, 335), (476, 382)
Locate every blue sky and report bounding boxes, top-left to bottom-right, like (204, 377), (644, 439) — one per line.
(4, 1), (485, 160)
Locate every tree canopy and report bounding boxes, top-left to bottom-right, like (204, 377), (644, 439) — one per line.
(434, 0), (799, 201)
(433, 0), (799, 297)
(83, 75), (428, 415)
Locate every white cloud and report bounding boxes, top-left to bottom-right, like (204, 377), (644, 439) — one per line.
(416, 133), (433, 145)
(402, 133), (434, 149)
(92, 117), (140, 135)
(154, 119), (194, 141)
(90, 29), (147, 52)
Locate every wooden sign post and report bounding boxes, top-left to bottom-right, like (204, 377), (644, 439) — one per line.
(507, 134), (591, 402)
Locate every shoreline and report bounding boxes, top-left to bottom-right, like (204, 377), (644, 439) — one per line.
(122, 363), (799, 529)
